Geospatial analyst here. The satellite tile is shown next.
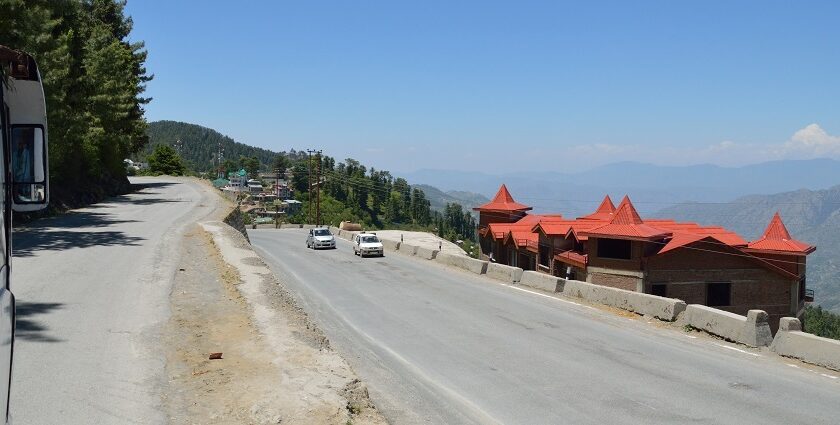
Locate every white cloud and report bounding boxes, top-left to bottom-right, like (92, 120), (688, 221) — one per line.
(781, 123), (840, 157)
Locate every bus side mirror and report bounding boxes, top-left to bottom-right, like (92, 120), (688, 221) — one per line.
(11, 126), (48, 212)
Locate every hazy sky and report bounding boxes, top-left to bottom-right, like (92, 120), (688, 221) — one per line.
(126, 0), (840, 173)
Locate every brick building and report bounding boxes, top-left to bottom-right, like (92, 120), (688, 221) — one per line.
(475, 185), (815, 331)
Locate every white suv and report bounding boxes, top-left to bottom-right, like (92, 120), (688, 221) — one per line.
(353, 233), (383, 257)
(306, 227), (336, 249)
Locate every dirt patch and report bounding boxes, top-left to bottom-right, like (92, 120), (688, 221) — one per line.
(163, 227), (285, 424)
(163, 222), (386, 425)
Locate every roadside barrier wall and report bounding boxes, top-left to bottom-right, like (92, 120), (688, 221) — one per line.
(486, 263), (524, 283)
(224, 208), (250, 242)
(771, 318), (840, 371)
(415, 246), (439, 260)
(563, 280), (686, 321)
(433, 253), (488, 275)
(683, 305), (773, 347)
(380, 239), (401, 252)
(519, 271), (564, 293)
(398, 243), (418, 256)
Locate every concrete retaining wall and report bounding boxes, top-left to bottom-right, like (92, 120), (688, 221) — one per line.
(380, 239), (401, 252)
(771, 318), (840, 371)
(563, 280), (686, 321)
(415, 246), (439, 260)
(486, 263), (524, 283)
(398, 243), (418, 256)
(683, 305), (773, 347)
(519, 271), (564, 293)
(433, 253), (489, 275)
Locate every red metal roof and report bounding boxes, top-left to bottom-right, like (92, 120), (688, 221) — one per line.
(554, 250), (588, 268)
(579, 195), (616, 221)
(581, 196), (672, 241)
(657, 233), (711, 255)
(474, 184), (532, 212)
(746, 212), (816, 254)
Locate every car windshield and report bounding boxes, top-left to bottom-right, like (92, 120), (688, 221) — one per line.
(314, 229), (331, 236)
(360, 236), (379, 243)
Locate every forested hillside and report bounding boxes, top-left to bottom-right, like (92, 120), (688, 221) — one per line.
(287, 156), (477, 242)
(1, 1), (151, 209)
(144, 120), (307, 172)
(413, 184), (489, 212)
(658, 185), (840, 313)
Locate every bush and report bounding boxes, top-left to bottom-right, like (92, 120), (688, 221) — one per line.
(804, 305), (840, 340)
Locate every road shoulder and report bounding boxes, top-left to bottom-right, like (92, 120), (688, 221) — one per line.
(165, 219), (385, 424)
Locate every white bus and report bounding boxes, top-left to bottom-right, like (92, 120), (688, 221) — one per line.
(0, 45), (50, 423)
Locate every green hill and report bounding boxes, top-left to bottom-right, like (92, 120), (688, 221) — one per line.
(658, 185), (840, 312)
(413, 184), (489, 212)
(142, 120), (306, 172)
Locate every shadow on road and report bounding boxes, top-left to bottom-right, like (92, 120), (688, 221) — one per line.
(13, 229), (145, 258)
(15, 302), (64, 343)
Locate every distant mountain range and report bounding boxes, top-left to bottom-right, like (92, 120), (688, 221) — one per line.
(413, 184), (489, 212)
(401, 159), (840, 216)
(658, 185), (840, 313)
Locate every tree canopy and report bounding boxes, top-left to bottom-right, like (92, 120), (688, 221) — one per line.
(148, 144), (185, 176)
(1, 0), (152, 208)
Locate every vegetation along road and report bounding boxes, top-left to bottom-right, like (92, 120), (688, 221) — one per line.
(250, 228), (840, 425)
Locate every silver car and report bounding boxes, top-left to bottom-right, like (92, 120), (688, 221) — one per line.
(353, 233), (384, 257)
(306, 227), (336, 249)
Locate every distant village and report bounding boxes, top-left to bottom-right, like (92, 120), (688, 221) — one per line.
(213, 169), (301, 224)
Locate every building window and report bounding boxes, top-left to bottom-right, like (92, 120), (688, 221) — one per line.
(706, 282), (731, 307)
(651, 284), (667, 297)
(597, 239), (632, 260)
(539, 247), (550, 267)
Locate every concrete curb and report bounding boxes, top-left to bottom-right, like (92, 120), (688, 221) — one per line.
(683, 305), (773, 347)
(433, 252), (489, 275)
(771, 318), (840, 371)
(519, 271), (564, 293)
(486, 263), (524, 283)
(563, 280), (686, 321)
(415, 246), (439, 260)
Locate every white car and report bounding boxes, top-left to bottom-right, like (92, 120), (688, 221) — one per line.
(306, 227), (336, 249)
(353, 233), (384, 257)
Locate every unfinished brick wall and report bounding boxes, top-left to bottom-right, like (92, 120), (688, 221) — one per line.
(647, 245), (797, 333)
(588, 272), (639, 291)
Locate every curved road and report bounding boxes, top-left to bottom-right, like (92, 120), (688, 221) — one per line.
(11, 177), (220, 424)
(251, 228), (840, 425)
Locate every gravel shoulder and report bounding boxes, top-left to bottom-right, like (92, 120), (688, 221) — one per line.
(163, 188), (385, 424)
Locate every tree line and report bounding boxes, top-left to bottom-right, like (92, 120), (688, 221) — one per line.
(285, 155), (476, 242)
(1, 0), (151, 208)
(143, 120), (309, 174)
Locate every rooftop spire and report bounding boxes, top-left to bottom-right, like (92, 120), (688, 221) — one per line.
(610, 195), (643, 225)
(473, 184), (532, 212)
(762, 212), (792, 240)
(746, 212), (815, 254)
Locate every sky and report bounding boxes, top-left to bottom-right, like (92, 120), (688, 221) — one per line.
(125, 0), (840, 173)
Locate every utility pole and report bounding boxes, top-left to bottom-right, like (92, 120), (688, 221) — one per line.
(306, 149), (314, 224)
(315, 150), (322, 226)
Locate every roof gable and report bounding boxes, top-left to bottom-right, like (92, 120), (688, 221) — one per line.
(580, 196), (671, 241)
(579, 195), (616, 220)
(746, 212), (815, 254)
(473, 184), (533, 212)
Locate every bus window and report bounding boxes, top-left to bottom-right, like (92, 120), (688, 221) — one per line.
(11, 126), (45, 204)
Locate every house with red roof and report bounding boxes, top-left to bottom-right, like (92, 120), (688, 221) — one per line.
(475, 185), (816, 331)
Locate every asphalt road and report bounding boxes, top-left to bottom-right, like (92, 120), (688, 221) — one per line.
(11, 177), (219, 424)
(251, 228), (840, 425)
